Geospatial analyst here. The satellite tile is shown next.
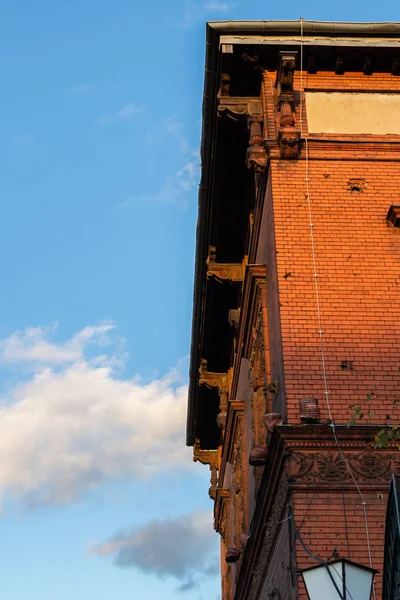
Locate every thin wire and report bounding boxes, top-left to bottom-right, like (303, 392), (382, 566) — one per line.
(298, 19), (376, 599)
(288, 508), (344, 600)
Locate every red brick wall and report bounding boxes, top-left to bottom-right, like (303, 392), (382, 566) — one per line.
(293, 490), (386, 598)
(261, 69), (400, 426)
(256, 68), (400, 600)
(259, 510), (298, 599)
(271, 157), (400, 425)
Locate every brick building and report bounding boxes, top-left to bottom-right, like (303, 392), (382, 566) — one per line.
(187, 20), (400, 599)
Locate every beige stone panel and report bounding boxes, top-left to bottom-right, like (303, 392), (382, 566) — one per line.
(306, 91), (400, 134)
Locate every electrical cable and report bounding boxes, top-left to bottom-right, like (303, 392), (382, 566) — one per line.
(288, 507), (345, 600)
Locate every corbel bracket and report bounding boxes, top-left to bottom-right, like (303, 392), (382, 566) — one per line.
(206, 246), (244, 283)
(275, 51), (300, 160)
(198, 359), (229, 394)
(217, 96), (262, 121)
(217, 96), (268, 174)
(193, 439), (219, 500)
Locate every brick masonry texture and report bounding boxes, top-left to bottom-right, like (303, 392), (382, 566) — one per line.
(271, 158), (400, 425)
(293, 491), (385, 597)
(258, 68), (400, 599)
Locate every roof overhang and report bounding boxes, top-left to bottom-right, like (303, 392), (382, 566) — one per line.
(186, 20), (400, 446)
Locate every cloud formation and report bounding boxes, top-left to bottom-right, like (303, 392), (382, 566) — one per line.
(141, 118), (200, 207)
(181, 0), (232, 28)
(0, 323), (191, 508)
(72, 83), (94, 94)
(99, 103), (144, 124)
(92, 510), (218, 587)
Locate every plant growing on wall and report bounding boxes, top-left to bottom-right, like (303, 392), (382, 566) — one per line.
(348, 369), (400, 448)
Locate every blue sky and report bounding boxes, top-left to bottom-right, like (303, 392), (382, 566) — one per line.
(0, 1), (397, 599)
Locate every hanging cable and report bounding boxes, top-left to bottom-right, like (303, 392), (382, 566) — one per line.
(288, 507), (345, 600)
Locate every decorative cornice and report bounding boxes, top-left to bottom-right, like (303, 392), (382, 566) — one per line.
(277, 424), (383, 449)
(265, 137), (400, 161)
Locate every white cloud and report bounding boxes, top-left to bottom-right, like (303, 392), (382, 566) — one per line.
(73, 83), (94, 94)
(0, 322), (114, 364)
(92, 509), (218, 585)
(140, 119), (200, 208)
(0, 323), (191, 509)
(99, 103), (144, 124)
(182, 0), (232, 28)
(204, 2), (230, 10)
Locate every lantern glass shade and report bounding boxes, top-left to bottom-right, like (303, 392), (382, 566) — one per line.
(301, 558), (377, 600)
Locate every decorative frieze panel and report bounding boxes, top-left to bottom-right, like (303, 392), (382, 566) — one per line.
(234, 425), (394, 600)
(287, 449), (393, 484)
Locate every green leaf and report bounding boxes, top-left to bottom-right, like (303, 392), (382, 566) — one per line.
(375, 430), (389, 448)
(368, 411), (374, 418)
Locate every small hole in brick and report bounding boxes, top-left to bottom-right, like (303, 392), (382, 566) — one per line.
(340, 360), (354, 371)
(347, 178), (367, 193)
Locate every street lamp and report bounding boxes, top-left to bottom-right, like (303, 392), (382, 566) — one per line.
(300, 558), (378, 600)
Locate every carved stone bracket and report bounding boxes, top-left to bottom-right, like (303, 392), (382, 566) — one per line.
(217, 96), (268, 174)
(199, 359), (229, 395)
(275, 52), (300, 159)
(217, 96), (262, 121)
(206, 246), (244, 283)
(193, 439), (219, 499)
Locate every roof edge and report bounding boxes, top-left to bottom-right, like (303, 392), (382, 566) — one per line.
(206, 19), (400, 36)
